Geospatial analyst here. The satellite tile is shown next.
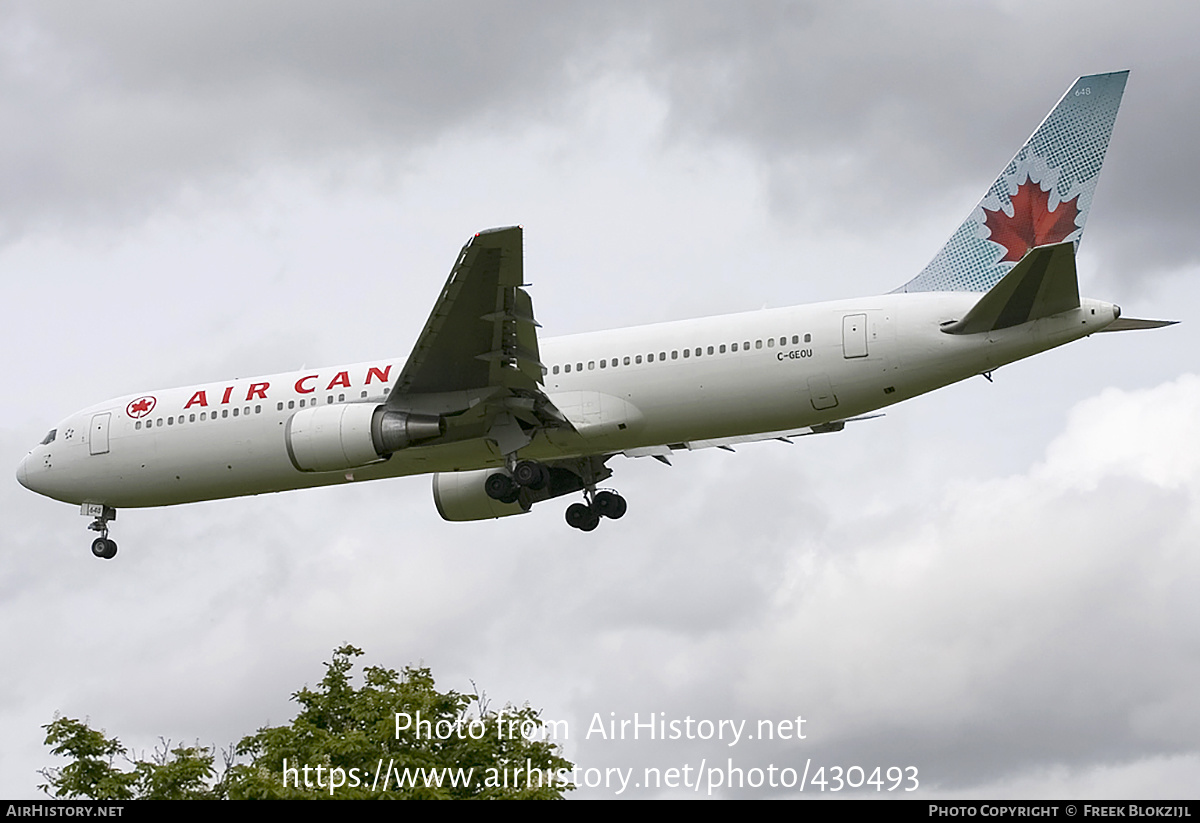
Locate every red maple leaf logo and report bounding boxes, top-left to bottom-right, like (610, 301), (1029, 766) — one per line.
(983, 177), (1080, 262)
(126, 396), (156, 418)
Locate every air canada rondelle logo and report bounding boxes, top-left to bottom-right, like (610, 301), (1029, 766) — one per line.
(983, 176), (1081, 262)
(126, 396), (157, 419)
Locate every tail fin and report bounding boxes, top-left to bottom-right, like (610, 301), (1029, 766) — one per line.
(897, 71), (1128, 294)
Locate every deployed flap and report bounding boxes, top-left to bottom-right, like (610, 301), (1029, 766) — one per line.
(622, 415), (883, 458)
(941, 242), (1079, 335)
(392, 226), (543, 397)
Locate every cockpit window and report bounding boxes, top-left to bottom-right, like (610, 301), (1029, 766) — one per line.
(40, 429), (56, 445)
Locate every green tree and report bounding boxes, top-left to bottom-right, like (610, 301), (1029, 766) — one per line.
(39, 717), (221, 799)
(39, 716), (136, 800)
(230, 645), (573, 798)
(42, 645), (573, 800)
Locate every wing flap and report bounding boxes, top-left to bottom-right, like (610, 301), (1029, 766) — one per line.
(622, 415), (883, 458)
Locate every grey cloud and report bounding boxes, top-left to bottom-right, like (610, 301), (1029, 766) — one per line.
(6, 1), (1200, 287)
(0, 1), (623, 237)
(622, 2), (1200, 284)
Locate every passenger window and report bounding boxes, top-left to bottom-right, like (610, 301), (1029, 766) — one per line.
(338, 394), (345, 402)
(647, 353), (654, 363)
(683, 349), (689, 358)
(624, 356), (630, 366)
(189, 414), (196, 422)
(768, 338), (774, 347)
(553, 365), (560, 375)
(600, 359), (606, 369)
(233, 408), (239, 417)
(731, 342), (738, 352)
(804, 333), (811, 343)
(636, 355), (643, 364)
(565, 364), (571, 373)
(755, 340), (762, 349)
(707, 346), (714, 355)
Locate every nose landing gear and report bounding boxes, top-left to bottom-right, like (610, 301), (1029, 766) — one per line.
(83, 504), (118, 560)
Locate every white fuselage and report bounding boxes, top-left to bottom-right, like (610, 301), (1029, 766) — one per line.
(16, 292), (1120, 510)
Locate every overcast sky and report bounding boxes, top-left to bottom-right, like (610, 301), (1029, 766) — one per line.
(4, 1), (1200, 799)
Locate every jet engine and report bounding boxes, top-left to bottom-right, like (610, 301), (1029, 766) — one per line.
(285, 403), (444, 472)
(432, 466), (585, 521)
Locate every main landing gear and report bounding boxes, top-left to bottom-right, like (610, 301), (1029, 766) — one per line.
(483, 459), (627, 531)
(484, 459), (551, 505)
(565, 489), (627, 532)
(84, 504), (118, 560)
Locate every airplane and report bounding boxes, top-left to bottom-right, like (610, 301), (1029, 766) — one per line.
(16, 70), (1174, 559)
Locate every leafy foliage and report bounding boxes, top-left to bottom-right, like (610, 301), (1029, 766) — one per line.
(230, 645), (572, 798)
(39, 717), (221, 799)
(41, 645), (572, 800)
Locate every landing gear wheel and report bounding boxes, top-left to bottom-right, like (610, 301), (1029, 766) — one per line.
(91, 537), (117, 559)
(484, 473), (516, 501)
(513, 460), (549, 490)
(566, 502), (599, 531)
(85, 505), (118, 558)
(593, 491), (627, 520)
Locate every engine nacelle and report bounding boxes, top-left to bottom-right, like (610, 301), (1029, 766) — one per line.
(285, 404), (443, 472)
(432, 466), (585, 521)
(432, 469), (527, 521)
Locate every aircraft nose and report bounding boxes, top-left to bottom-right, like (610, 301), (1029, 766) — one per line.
(16, 453), (30, 490)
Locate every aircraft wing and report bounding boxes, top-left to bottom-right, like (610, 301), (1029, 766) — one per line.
(393, 227), (542, 395)
(388, 226), (568, 454)
(622, 415), (883, 460)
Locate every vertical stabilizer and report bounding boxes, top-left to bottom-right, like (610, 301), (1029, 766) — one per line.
(897, 71), (1128, 294)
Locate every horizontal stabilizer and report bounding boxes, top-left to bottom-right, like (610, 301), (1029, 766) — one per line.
(941, 242), (1078, 335)
(1097, 317), (1178, 332)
